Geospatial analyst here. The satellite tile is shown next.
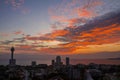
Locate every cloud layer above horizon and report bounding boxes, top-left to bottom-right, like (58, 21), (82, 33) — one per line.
(0, 0), (120, 57)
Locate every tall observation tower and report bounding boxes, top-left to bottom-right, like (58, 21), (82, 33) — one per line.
(9, 47), (16, 66)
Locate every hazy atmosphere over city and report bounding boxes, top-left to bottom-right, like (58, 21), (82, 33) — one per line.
(0, 0), (120, 65)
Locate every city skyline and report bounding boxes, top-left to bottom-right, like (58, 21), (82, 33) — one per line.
(0, 47), (120, 65)
(0, 0), (120, 61)
(0, 47), (119, 80)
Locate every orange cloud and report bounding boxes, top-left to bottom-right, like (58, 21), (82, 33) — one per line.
(72, 23), (120, 45)
(24, 18), (120, 55)
(67, 18), (87, 26)
(29, 22), (120, 55)
(77, 8), (95, 18)
(13, 30), (23, 35)
(15, 45), (38, 54)
(49, 0), (103, 27)
(1, 8), (120, 55)
(26, 29), (69, 42)
(19, 45), (33, 49)
(47, 30), (69, 39)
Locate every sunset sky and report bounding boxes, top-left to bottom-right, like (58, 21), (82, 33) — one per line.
(0, 0), (120, 60)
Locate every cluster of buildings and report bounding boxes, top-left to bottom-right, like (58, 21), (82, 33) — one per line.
(0, 47), (120, 80)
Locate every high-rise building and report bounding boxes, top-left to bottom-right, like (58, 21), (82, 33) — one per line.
(56, 56), (61, 65)
(66, 57), (70, 65)
(9, 47), (16, 66)
(31, 61), (36, 67)
(52, 60), (55, 66)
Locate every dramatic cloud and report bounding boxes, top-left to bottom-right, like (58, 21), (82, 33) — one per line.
(6, 10), (119, 55)
(49, 0), (103, 27)
(0, 0), (120, 55)
(61, 11), (120, 44)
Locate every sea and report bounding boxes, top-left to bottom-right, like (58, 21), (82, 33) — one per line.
(0, 59), (120, 66)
